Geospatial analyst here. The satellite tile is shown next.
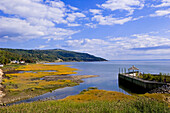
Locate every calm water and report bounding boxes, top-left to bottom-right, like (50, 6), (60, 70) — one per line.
(8, 60), (170, 105)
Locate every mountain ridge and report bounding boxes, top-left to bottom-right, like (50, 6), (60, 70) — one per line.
(0, 48), (107, 64)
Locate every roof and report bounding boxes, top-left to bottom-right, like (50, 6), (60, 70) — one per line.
(128, 65), (139, 70)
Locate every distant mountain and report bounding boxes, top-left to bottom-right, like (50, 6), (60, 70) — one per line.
(0, 48), (107, 63)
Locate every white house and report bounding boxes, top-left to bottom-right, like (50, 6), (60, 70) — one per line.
(20, 61), (25, 64)
(11, 60), (19, 64)
(0, 64), (3, 67)
(11, 60), (17, 64)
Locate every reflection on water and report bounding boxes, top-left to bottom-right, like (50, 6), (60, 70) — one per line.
(118, 77), (148, 94)
(8, 60), (170, 105)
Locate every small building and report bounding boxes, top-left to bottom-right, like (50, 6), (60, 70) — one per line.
(20, 61), (25, 64)
(128, 65), (139, 76)
(11, 60), (17, 64)
(0, 64), (3, 67)
(128, 65), (139, 72)
(11, 60), (16, 64)
(11, 60), (19, 64)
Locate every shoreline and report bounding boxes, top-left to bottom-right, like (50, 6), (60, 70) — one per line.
(6, 75), (99, 106)
(0, 64), (99, 105)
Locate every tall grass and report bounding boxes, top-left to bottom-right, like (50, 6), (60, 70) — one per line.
(0, 97), (169, 113)
(1, 89), (169, 113)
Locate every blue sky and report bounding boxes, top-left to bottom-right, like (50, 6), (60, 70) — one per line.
(0, 0), (170, 60)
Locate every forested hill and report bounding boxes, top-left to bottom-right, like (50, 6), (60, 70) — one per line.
(0, 48), (107, 63)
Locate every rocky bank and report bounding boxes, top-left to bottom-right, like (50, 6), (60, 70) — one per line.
(148, 84), (170, 94)
(0, 69), (5, 105)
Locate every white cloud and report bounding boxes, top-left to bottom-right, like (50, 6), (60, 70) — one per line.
(85, 23), (97, 28)
(165, 30), (170, 33)
(67, 23), (81, 27)
(130, 34), (170, 48)
(132, 16), (144, 21)
(0, 0), (66, 24)
(51, 28), (78, 38)
(37, 45), (49, 49)
(109, 37), (127, 41)
(89, 9), (102, 15)
(66, 12), (86, 22)
(0, 0), (86, 26)
(92, 15), (132, 25)
(0, 17), (79, 41)
(0, 17), (44, 40)
(88, 0), (146, 26)
(65, 38), (113, 58)
(63, 32), (170, 60)
(0, 0), (83, 41)
(68, 5), (79, 11)
(108, 34), (170, 50)
(27, 18), (55, 27)
(48, 0), (65, 8)
(43, 28), (80, 41)
(152, 0), (170, 7)
(66, 39), (111, 47)
(150, 8), (170, 17)
(97, 0), (144, 15)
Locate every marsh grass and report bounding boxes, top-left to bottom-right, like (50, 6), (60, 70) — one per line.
(1, 90), (169, 113)
(63, 89), (170, 109)
(63, 89), (134, 102)
(1, 64), (79, 104)
(1, 64), (22, 72)
(15, 64), (78, 72)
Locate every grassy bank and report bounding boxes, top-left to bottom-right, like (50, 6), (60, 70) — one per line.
(62, 88), (134, 102)
(1, 64), (80, 104)
(1, 64), (22, 72)
(138, 73), (170, 82)
(63, 88), (170, 107)
(1, 89), (169, 113)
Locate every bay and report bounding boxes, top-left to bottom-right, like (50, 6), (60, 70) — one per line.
(8, 60), (170, 105)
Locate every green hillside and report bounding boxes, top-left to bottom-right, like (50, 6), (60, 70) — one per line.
(0, 48), (107, 64)
(0, 50), (21, 64)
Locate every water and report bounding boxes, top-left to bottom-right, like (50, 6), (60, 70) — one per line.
(8, 60), (170, 105)
(18, 70), (57, 73)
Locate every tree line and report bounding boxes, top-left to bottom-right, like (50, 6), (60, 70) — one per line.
(0, 48), (107, 64)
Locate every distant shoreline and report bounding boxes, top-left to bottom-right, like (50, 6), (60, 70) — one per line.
(110, 59), (170, 61)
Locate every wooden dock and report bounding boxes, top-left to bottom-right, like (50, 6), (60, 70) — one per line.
(118, 73), (167, 92)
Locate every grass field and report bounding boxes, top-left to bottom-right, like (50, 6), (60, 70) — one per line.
(0, 89), (169, 113)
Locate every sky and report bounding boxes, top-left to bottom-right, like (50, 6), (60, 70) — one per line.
(0, 0), (170, 60)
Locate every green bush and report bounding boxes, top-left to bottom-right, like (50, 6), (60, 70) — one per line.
(139, 73), (170, 82)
